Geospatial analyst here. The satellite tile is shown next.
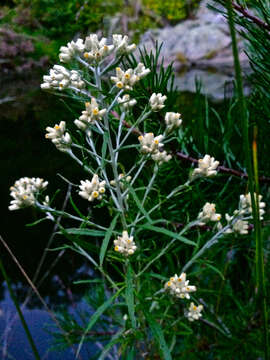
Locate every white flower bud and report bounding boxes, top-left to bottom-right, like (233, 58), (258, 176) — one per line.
(165, 273), (196, 299)
(198, 202), (221, 225)
(114, 230), (137, 256)
(9, 177), (48, 211)
(149, 93), (167, 112)
(45, 121), (72, 152)
(185, 302), (203, 321)
(79, 175), (106, 202)
(191, 155), (219, 180)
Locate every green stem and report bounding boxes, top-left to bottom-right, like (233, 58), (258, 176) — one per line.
(0, 259), (41, 360)
(226, 1), (268, 357)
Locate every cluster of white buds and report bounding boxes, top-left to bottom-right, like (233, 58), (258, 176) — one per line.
(149, 93), (167, 112)
(239, 193), (266, 220)
(111, 63), (150, 90)
(117, 94), (137, 110)
(191, 155), (219, 180)
(138, 133), (171, 165)
(138, 133), (164, 154)
(83, 34), (114, 63)
(198, 202), (221, 225)
(41, 65), (85, 91)
(165, 112), (182, 132)
(110, 173), (132, 189)
(79, 174), (106, 202)
(74, 99), (106, 131)
(133, 63), (151, 78)
(113, 34), (136, 54)
(151, 150), (172, 165)
(45, 121), (72, 152)
(59, 34), (137, 64)
(59, 39), (85, 63)
(9, 177), (48, 211)
(185, 302), (203, 322)
(164, 273), (196, 299)
(224, 214), (249, 235)
(114, 230), (137, 256)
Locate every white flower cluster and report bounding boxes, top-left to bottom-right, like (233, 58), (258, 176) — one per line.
(224, 215), (249, 235)
(79, 174), (106, 202)
(9, 177), (48, 211)
(239, 192), (266, 220)
(117, 94), (137, 110)
(198, 202), (221, 225)
(59, 39), (85, 62)
(59, 34), (136, 64)
(191, 155), (219, 180)
(165, 112), (182, 132)
(114, 230), (137, 256)
(138, 133), (172, 165)
(164, 273), (196, 299)
(74, 99), (106, 131)
(45, 121), (72, 152)
(111, 64), (150, 90)
(41, 65), (85, 91)
(149, 93), (167, 112)
(83, 34), (114, 62)
(223, 192), (266, 235)
(186, 302), (203, 322)
(112, 34), (136, 54)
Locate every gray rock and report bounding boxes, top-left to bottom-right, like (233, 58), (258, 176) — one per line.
(138, 0), (251, 100)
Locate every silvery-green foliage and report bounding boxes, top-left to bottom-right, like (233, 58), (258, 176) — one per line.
(8, 33), (265, 359)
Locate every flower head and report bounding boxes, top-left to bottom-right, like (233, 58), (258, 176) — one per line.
(186, 302), (203, 321)
(191, 155), (219, 180)
(112, 34), (136, 54)
(79, 174), (106, 202)
(151, 149), (172, 165)
(59, 38), (85, 63)
(41, 65), (85, 91)
(165, 112), (182, 132)
(74, 98), (106, 131)
(138, 133), (164, 154)
(149, 93), (167, 112)
(165, 273), (196, 299)
(225, 214), (249, 235)
(239, 193), (266, 220)
(198, 202), (221, 225)
(117, 94), (137, 110)
(9, 177), (48, 211)
(45, 121), (72, 152)
(83, 34), (114, 63)
(111, 67), (138, 90)
(114, 230), (137, 256)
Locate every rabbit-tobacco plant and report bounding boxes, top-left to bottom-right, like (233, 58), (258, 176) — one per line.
(8, 34), (266, 358)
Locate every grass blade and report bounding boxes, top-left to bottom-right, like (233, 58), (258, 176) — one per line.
(100, 213), (119, 266)
(126, 262), (136, 328)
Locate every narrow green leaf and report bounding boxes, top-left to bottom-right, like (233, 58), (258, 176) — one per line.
(144, 311), (172, 360)
(99, 328), (125, 360)
(126, 263), (136, 328)
(62, 228), (106, 237)
(76, 288), (123, 358)
(141, 224), (196, 246)
(26, 217), (48, 227)
(128, 186), (152, 223)
(101, 131), (108, 169)
(100, 214), (119, 266)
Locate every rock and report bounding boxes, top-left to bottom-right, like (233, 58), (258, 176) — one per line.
(137, 0), (251, 100)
